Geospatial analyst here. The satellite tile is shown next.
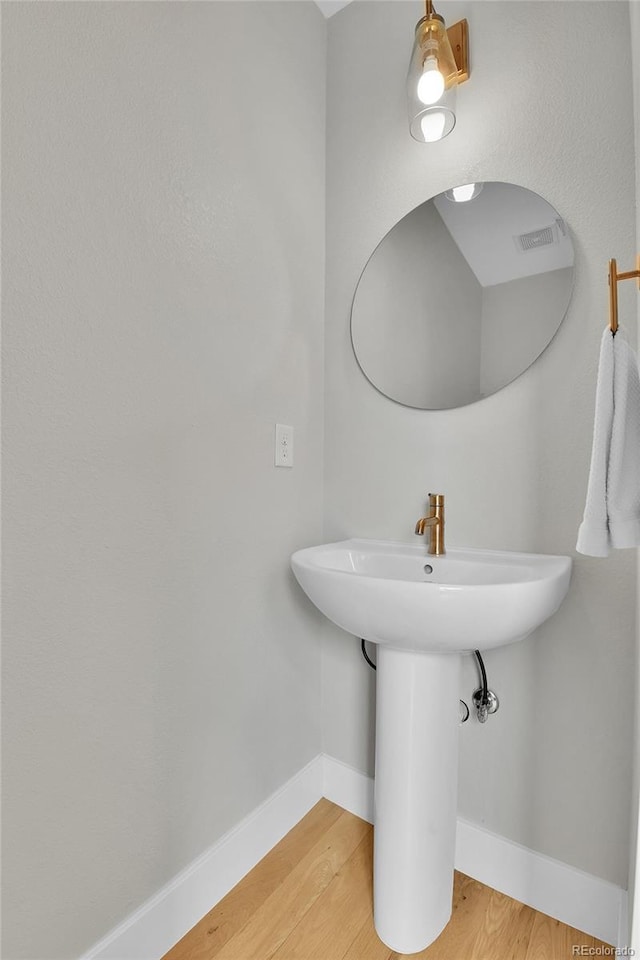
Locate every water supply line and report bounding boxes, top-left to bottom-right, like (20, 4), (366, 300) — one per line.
(472, 649), (499, 722)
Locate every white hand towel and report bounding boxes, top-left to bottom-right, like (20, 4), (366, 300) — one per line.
(577, 327), (640, 557)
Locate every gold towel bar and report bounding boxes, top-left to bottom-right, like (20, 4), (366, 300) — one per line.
(609, 255), (640, 334)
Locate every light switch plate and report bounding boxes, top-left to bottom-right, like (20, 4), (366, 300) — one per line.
(275, 424), (294, 467)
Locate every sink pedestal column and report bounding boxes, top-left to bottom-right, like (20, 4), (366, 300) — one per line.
(373, 646), (461, 954)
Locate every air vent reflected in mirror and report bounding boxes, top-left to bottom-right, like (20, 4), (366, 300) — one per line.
(514, 224), (558, 253)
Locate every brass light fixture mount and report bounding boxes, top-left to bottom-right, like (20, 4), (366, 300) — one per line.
(417, 0), (469, 85)
(446, 17), (469, 84)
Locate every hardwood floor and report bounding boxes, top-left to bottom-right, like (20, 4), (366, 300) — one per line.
(163, 800), (612, 960)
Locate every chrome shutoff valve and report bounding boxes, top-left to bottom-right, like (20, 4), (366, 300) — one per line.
(472, 688), (499, 723)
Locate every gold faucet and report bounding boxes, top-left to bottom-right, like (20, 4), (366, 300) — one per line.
(415, 493), (445, 555)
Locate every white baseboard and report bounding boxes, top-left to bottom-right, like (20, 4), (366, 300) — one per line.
(455, 816), (626, 948)
(321, 754), (627, 949)
(79, 755), (323, 960)
(618, 890), (630, 954)
(322, 752), (375, 823)
(79, 753), (628, 958)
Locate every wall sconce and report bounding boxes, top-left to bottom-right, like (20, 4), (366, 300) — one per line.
(407, 0), (469, 143)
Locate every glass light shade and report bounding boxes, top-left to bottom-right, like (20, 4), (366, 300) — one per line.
(410, 84), (456, 142)
(407, 15), (459, 143)
(420, 110), (447, 142)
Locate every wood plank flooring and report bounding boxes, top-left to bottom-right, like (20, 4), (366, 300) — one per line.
(163, 800), (612, 960)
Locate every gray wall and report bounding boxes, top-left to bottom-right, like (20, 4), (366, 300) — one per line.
(1, 3), (326, 957)
(324, 0), (636, 887)
(352, 201), (482, 408)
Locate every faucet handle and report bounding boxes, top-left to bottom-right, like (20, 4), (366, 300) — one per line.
(428, 493), (445, 507)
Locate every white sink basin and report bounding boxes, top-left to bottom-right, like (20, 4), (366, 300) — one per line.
(291, 537), (572, 954)
(291, 538), (571, 652)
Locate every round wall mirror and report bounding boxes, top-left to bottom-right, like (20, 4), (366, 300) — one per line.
(351, 181), (575, 409)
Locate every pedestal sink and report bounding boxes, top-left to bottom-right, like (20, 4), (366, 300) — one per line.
(291, 538), (571, 954)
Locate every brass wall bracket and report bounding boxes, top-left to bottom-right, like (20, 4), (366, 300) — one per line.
(447, 19), (469, 83)
(608, 254), (640, 334)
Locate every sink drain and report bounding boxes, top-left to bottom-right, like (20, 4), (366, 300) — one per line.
(423, 564), (433, 575)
